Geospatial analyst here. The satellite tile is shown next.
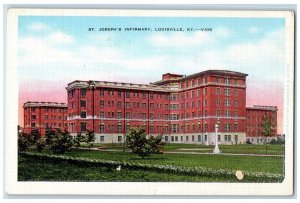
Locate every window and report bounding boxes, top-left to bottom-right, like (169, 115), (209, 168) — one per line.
(80, 122), (86, 132)
(31, 122), (35, 127)
(198, 79), (201, 85)
(234, 79), (238, 85)
(165, 104), (168, 110)
(217, 77), (221, 84)
(204, 77), (207, 84)
(198, 100), (201, 108)
(142, 93), (146, 99)
(45, 123), (48, 128)
(118, 91), (121, 97)
(234, 123), (238, 131)
(218, 135), (221, 142)
(175, 136), (178, 142)
(150, 125), (154, 133)
(192, 135), (195, 142)
(225, 78), (230, 84)
(216, 87), (221, 95)
(100, 90), (104, 96)
(117, 112), (122, 119)
(171, 124), (178, 133)
(100, 112), (104, 118)
(150, 113), (154, 120)
(204, 123), (208, 131)
(186, 81), (189, 88)
(192, 80), (195, 87)
(150, 94), (153, 99)
(80, 89), (86, 96)
(117, 124), (122, 132)
(164, 114), (168, 120)
(198, 135), (201, 142)
(126, 92), (130, 98)
(165, 136), (168, 142)
(115, 136), (122, 143)
(80, 100), (86, 107)
(225, 99), (231, 107)
(100, 123), (105, 132)
(100, 101), (104, 108)
(165, 95), (169, 100)
(216, 99), (221, 105)
(80, 112), (86, 118)
(224, 110), (230, 117)
(225, 124), (231, 131)
(185, 102), (189, 109)
(234, 100), (238, 107)
(204, 88), (208, 95)
(126, 102), (130, 109)
(186, 91), (189, 99)
(204, 110), (207, 117)
(234, 111), (238, 117)
(31, 115), (36, 120)
(192, 91), (195, 98)
(197, 89), (201, 97)
(126, 112), (130, 119)
(100, 136), (104, 142)
(224, 88), (231, 95)
(186, 136), (189, 142)
(31, 107), (36, 112)
(192, 101), (195, 108)
(150, 103), (154, 110)
(234, 89), (238, 96)
(204, 99), (207, 106)
(216, 110), (221, 117)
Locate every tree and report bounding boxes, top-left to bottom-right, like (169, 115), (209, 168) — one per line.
(45, 128), (56, 149)
(85, 130), (95, 150)
(51, 129), (73, 154)
(35, 138), (46, 152)
(18, 133), (30, 153)
(27, 128), (40, 146)
(126, 128), (165, 159)
(262, 116), (273, 154)
(73, 132), (84, 149)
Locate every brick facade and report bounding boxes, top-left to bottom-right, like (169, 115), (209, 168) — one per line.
(23, 102), (68, 135)
(66, 70), (249, 144)
(246, 106), (278, 144)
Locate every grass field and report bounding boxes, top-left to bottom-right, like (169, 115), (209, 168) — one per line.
(19, 144), (285, 182)
(18, 156), (233, 182)
(81, 143), (285, 155)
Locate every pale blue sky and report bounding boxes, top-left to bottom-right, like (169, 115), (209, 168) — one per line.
(18, 16), (285, 85)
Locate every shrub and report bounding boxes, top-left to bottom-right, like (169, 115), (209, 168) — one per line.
(18, 133), (30, 152)
(51, 129), (73, 154)
(45, 128), (56, 149)
(36, 138), (46, 152)
(126, 128), (165, 158)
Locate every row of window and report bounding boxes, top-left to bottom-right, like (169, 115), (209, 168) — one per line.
(77, 109), (239, 119)
(76, 122), (239, 133)
(31, 122), (67, 128)
(69, 88), (170, 100)
(77, 99), (239, 110)
(181, 77), (240, 89)
(29, 115), (67, 120)
(30, 107), (67, 113)
(166, 134), (238, 142)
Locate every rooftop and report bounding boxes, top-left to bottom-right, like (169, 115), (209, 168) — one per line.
(23, 101), (67, 108)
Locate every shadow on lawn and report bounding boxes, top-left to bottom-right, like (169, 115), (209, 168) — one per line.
(128, 157), (168, 161)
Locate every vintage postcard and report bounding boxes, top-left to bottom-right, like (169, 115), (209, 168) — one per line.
(5, 9), (294, 195)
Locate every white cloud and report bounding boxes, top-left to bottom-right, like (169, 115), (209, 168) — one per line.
(150, 31), (213, 47)
(249, 27), (261, 34)
(28, 22), (50, 31)
(48, 31), (75, 44)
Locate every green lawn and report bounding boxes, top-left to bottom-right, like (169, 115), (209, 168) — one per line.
(18, 156), (232, 182)
(80, 143), (285, 155)
(35, 148), (284, 174)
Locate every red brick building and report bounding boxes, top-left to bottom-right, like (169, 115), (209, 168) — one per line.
(23, 101), (68, 135)
(66, 70), (248, 144)
(246, 105), (278, 144)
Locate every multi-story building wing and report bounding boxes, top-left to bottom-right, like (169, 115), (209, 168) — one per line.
(246, 105), (278, 144)
(66, 70), (248, 144)
(23, 101), (68, 135)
